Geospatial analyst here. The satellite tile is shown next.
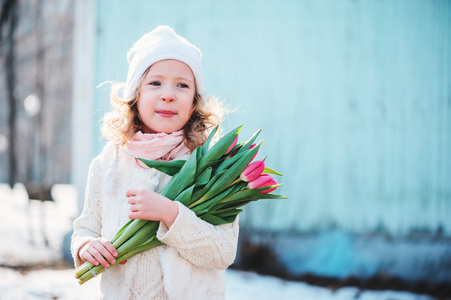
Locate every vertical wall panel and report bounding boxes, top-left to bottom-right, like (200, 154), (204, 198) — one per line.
(94, 0), (451, 236)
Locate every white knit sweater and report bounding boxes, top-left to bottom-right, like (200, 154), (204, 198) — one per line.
(71, 142), (239, 300)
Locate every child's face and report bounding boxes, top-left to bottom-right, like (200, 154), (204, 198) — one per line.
(137, 59), (195, 134)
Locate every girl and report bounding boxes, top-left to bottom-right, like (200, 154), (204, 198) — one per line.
(71, 25), (239, 300)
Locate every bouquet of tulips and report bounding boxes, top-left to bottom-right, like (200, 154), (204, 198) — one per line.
(74, 124), (286, 285)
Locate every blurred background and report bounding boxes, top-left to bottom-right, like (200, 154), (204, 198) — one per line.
(0, 0), (450, 299)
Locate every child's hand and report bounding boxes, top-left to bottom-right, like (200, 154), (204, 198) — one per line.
(126, 188), (179, 227)
(78, 237), (118, 268)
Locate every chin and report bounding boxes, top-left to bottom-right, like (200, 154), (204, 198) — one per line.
(161, 127), (184, 134)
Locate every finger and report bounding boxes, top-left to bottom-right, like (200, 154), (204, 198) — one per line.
(93, 243), (116, 265)
(130, 203), (140, 211)
(127, 196), (139, 205)
(89, 249), (111, 269)
(129, 212), (140, 220)
(81, 250), (99, 266)
(100, 238), (119, 257)
(125, 188), (138, 198)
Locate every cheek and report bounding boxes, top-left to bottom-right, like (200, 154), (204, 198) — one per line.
(136, 96), (144, 112)
(184, 96), (196, 118)
(188, 101), (195, 117)
(136, 95), (152, 114)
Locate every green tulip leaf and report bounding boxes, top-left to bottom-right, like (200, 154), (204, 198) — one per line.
(199, 214), (236, 225)
(173, 184), (195, 206)
(189, 170), (226, 205)
(196, 167), (212, 185)
(197, 142), (261, 204)
(263, 167), (284, 176)
(234, 128), (262, 156)
(214, 151), (246, 174)
(212, 208), (242, 219)
(160, 147), (198, 199)
(202, 125), (219, 154)
(137, 159), (186, 176)
(197, 124), (243, 174)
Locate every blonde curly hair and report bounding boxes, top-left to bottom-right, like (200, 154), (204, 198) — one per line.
(101, 72), (225, 151)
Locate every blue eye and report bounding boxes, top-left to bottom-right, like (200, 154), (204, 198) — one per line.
(149, 81), (160, 86)
(178, 83), (189, 88)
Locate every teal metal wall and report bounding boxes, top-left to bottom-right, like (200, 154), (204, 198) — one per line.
(93, 0), (451, 237)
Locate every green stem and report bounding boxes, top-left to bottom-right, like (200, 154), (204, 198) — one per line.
(75, 261), (94, 279)
(77, 237), (163, 285)
(112, 219), (148, 249)
(77, 263), (104, 285)
(227, 178), (242, 188)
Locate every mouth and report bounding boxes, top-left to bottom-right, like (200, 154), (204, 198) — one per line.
(156, 110), (177, 117)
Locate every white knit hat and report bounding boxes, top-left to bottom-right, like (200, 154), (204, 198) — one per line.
(123, 25), (203, 99)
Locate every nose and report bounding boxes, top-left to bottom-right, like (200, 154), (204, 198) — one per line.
(161, 87), (175, 103)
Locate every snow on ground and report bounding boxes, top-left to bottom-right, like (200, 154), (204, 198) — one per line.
(0, 183), (436, 300)
(0, 267), (436, 300)
(0, 183), (77, 267)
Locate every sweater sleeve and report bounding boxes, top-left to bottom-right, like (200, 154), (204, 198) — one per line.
(156, 202), (239, 270)
(70, 158), (103, 268)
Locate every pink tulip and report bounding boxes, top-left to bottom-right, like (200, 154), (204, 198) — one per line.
(225, 136), (239, 155)
(249, 143), (258, 161)
(240, 160), (265, 182)
(247, 174), (279, 194)
(261, 180), (278, 194)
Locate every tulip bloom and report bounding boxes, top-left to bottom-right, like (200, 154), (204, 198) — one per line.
(248, 144), (258, 161)
(240, 160), (265, 182)
(225, 136), (238, 155)
(248, 174), (278, 194)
